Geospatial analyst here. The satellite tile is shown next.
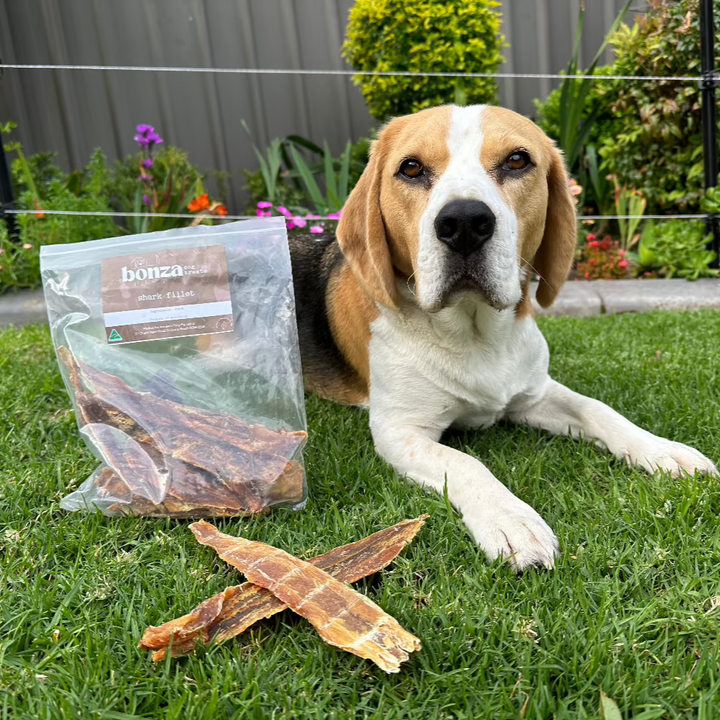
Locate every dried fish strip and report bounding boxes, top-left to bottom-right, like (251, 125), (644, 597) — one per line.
(139, 516), (427, 660)
(58, 347), (306, 516)
(189, 521), (422, 673)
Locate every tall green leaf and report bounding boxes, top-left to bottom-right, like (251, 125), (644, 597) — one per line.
(289, 144), (326, 213)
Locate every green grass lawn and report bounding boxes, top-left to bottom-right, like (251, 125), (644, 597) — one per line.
(2, 311), (720, 720)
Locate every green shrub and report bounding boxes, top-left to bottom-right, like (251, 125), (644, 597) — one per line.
(343, 0), (503, 121)
(536, 0), (720, 214)
(112, 145), (206, 234)
(0, 151), (120, 294)
(0, 126), (215, 292)
(638, 220), (717, 279)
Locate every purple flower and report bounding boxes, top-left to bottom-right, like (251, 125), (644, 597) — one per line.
(309, 225), (324, 234)
(277, 206), (292, 218)
(136, 124), (155, 135)
(257, 201), (272, 209)
(292, 216), (307, 228)
(134, 135), (151, 147)
(147, 131), (163, 146)
(142, 194), (151, 205)
(143, 158), (153, 168)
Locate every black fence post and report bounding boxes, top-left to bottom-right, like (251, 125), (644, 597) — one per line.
(0, 60), (19, 241)
(700, 0), (719, 264)
(0, 131), (18, 241)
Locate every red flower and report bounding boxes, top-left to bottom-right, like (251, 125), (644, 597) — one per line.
(188, 194), (211, 212)
(618, 260), (628, 269)
(586, 233), (597, 241)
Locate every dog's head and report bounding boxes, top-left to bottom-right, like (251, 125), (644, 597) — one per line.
(337, 105), (577, 312)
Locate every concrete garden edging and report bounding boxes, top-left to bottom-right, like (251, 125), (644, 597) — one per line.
(0, 279), (719, 328)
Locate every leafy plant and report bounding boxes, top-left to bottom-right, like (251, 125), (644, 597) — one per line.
(577, 233), (630, 280)
(343, 0), (503, 121)
(289, 142), (352, 214)
(614, 183), (646, 253)
(585, 145), (614, 218)
(0, 123), (222, 292)
(242, 130), (370, 214)
(553, 1), (631, 171)
(638, 220), (717, 279)
(537, 0), (720, 214)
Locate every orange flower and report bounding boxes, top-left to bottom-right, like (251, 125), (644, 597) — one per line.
(33, 198), (45, 220)
(212, 204), (228, 217)
(187, 193), (210, 212)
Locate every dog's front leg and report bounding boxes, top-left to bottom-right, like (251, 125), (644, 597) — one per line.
(370, 415), (559, 571)
(510, 379), (718, 477)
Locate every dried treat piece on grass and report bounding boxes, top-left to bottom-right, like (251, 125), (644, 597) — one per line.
(58, 347), (306, 517)
(140, 516), (427, 661)
(190, 521), (421, 673)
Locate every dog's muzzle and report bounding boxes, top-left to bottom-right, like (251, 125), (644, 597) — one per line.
(434, 200), (496, 258)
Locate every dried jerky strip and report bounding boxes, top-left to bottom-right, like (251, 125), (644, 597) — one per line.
(73, 354), (306, 459)
(66, 353), (305, 510)
(59, 348), (305, 514)
(188, 521), (422, 673)
(59, 348), (166, 468)
(99, 457), (304, 518)
(139, 516), (427, 660)
(83, 423), (168, 504)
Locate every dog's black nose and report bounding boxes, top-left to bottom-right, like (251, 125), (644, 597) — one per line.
(434, 200), (496, 257)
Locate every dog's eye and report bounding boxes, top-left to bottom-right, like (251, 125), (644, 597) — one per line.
(399, 159), (424, 179)
(503, 151), (531, 171)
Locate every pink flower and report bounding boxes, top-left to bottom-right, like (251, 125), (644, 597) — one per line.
(292, 217), (307, 228)
(22, 243), (32, 250)
(306, 213), (321, 220)
(286, 219), (296, 229)
(588, 241), (599, 248)
(327, 211), (342, 220)
(257, 201), (272, 209)
(0, 248), (4, 255)
(586, 233), (596, 241)
(256, 209), (272, 217)
(618, 260), (628, 269)
(277, 206), (292, 218)
(309, 225), (324, 234)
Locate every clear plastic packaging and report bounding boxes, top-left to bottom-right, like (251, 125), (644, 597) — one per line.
(40, 218), (307, 517)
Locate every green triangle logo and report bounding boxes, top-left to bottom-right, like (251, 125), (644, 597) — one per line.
(108, 329), (123, 342)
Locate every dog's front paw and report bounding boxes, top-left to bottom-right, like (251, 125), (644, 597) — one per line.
(462, 495), (559, 572)
(624, 435), (718, 478)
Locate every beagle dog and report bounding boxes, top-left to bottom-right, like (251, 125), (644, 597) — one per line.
(289, 104), (718, 571)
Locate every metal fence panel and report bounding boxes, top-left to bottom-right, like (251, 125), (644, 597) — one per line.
(0, 0), (644, 209)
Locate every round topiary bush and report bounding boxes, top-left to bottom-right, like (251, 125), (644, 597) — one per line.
(343, 0), (504, 121)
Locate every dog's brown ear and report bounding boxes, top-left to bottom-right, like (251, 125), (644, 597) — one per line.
(532, 145), (577, 308)
(336, 143), (400, 309)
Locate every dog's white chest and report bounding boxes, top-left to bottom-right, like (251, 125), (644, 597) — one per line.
(369, 299), (550, 430)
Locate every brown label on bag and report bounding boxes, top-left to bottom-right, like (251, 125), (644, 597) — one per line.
(101, 245), (234, 344)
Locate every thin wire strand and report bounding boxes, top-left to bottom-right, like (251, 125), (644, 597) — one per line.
(0, 63), (706, 83)
(3, 209), (710, 221)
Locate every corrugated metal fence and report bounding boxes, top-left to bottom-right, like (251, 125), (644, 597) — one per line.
(0, 0), (642, 210)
